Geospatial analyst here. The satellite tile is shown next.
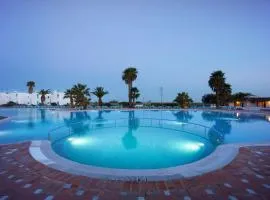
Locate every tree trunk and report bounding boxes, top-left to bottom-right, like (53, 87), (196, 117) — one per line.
(70, 97), (74, 108)
(28, 87), (33, 94)
(41, 95), (45, 105)
(128, 82), (132, 108)
(216, 91), (220, 108)
(98, 97), (102, 107)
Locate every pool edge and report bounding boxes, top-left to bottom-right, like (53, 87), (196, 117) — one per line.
(29, 140), (270, 181)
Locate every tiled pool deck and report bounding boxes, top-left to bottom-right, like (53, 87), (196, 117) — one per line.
(0, 142), (270, 200)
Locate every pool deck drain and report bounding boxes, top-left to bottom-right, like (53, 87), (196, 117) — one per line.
(0, 142), (270, 199)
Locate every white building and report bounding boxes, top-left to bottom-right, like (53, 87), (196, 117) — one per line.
(0, 91), (69, 106)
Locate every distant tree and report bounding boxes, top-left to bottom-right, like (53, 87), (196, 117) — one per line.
(231, 92), (251, 106)
(122, 67), (138, 108)
(131, 87), (140, 105)
(219, 83), (232, 106)
(64, 89), (75, 108)
(39, 89), (50, 105)
(26, 81), (35, 94)
(208, 70), (231, 107)
(109, 100), (119, 104)
(202, 94), (216, 104)
(91, 87), (109, 107)
(72, 83), (91, 109)
(174, 92), (193, 108)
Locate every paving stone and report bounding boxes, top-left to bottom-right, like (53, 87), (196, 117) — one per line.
(23, 184), (32, 188)
(63, 183), (72, 189)
(120, 191), (128, 196)
(248, 161), (254, 165)
(205, 189), (214, 195)
(75, 189), (84, 196)
(262, 184), (270, 189)
(1, 142), (270, 200)
(15, 179), (23, 183)
(34, 189), (43, 194)
(228, 195), (238, 200)
(7, 175), (15, 179)
(224, 183), (232, 188)
(164, 190), (170, 196)
(0, 196), (9, 200)
(246, 188), (256, 195)
(44, 195), (54, 200)
(255, 174), (264, 179)
(253, 168), (260, 172)
(241, 179), (249, 183)
(92, 196), (99, 200)
(183, 196), (191, 200)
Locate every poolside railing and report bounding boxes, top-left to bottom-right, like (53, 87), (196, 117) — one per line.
(48, 118), (222, 145)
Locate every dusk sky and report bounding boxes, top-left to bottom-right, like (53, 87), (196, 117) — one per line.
(0, 0), (270, 102)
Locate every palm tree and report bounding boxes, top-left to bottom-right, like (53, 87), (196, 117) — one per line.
(26, 81), (35, 94)
(122, 67), (138, 108)
(208, 70), (227, 108)
(174, 92), (193, 108)
(91, 87), (109, 107)
(64, 89), (74, 108)
(39, 89), (50, 105)
(72, 83), (91, 109)
(131, 87), (140, 105)
(219, 83), (232, 106)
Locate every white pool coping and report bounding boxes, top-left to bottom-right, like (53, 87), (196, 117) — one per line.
(29, 140), (270, 181)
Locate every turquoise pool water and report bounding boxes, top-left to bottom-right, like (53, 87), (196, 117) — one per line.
(0, 108), (270, 169)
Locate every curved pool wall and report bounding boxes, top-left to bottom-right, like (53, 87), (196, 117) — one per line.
(50, 118), (218, 169)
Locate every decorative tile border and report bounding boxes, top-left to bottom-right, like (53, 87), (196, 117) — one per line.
(29, 140), (270, 181)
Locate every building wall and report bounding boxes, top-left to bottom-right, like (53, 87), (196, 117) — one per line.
(0, 92), (70, 105)
(229, 100), (270, 108)
(266, 101), (270, 108)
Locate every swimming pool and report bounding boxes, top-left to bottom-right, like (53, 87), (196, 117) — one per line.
(1, 108), (270, 169)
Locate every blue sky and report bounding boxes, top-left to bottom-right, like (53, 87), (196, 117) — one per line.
(0, 0), (270, 102)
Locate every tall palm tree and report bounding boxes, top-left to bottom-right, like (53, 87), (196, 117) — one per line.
(220, 83), (232, 106)
(131, 87), (140, 105)
(174, 92), (193, 108)
(39, 89), (50, 105)
(208, 70), (226, 108)
(91, 87), (109, 107)
(64, 89), (74, 108)
(122, 67), (138, 108)
(72, 83), (91, 109)
(26, 81), (35, 94)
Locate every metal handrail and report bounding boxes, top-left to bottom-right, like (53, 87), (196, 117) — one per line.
(49, 117), (213, 133)
(48, 118), (222, 144)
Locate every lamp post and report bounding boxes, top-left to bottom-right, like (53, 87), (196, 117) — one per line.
(160, 87), (163, 107)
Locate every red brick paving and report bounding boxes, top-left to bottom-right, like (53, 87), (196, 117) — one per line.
(0, 142), (270, 199)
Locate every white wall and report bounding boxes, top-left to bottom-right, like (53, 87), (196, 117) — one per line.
(0, 91), (70, 105)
